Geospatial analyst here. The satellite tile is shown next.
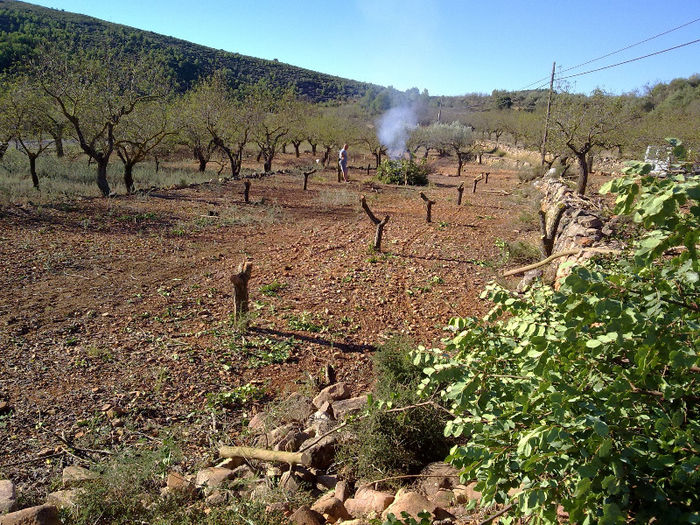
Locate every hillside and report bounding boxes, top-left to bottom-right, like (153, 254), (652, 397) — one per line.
(0, 0), (377, 102)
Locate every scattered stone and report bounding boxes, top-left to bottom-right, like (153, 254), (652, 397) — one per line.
(311, 494), (351, 523)
(312, 383), (350, 408)
(247, 412), (266, 431)
(299, 434), (338, 470)
(316, 474), (338, 491)
(266, 467), (283, 478)
(432, 489), (455, 509)
(344, 488), (394, 518)
(279, 471), (301, 493)
(205, 490), (227, 506)
(334, 480), (350, 502)
(0, 402), (11, 416)
(45, 490), (80, 510)
(0, 480), (16, 514)
(266, 502), (289, 515)
(195, 467), (235, 494)
(289, 506), (324, 525)
(382, 491), (453, 521)
(165, 472), (196, 496)
(331, 395), (368, 420)
(275, 430), (310, 452)
(415, 462), (460, 498)
(452, 483), (480, 504)
(0, 504), (61, 525)
(281, 392), (315, 422)
(62, 466), (98, 488)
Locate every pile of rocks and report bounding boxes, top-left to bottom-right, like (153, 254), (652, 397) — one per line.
(1, 381), (480, 524)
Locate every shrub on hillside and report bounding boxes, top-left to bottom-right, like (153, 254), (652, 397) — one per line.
(376, 158), (430, 186)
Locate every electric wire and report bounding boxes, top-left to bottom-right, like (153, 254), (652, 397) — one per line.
(517, 15), (700, 91)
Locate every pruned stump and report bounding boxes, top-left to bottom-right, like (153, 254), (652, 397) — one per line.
(243, 181), (251, 203)
(303, 169), (316, 191)
(230, 261), (253, 325)
(473, 173), (484, 193)
(456, 182), (465, 205)
(366, 163), (371, 176)
(485, 172), (490, 184)
(419, 192), (435, 223)
(360, 195), (390, 252)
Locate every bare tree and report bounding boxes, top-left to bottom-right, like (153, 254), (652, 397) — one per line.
(34, 44), (170, 196)
(0, 75), (54, 189)
(551, 90), (640, 195)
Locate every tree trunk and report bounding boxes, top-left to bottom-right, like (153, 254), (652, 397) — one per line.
(263, 157), (272, 172)
(29, 155), (39, 189)
(96, 158), (110, 197)
(310, 142), (317, 155)
(457, 182), (464, 205)
(124, 163), (135, 194)
(195, 148), (207, 172)
(155, 156), (160, 173)
(575, 152), (588, 196)
(456, 155), (463, 177)
(586, 153), (594, 175)
(282, 143), (287, 154)
(54, 136), (64, 158)
(243, 181), (251, 203)
(292, 141), (301, 158)
(0, 142), (7, 160)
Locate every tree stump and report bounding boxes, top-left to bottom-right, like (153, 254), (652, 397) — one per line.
(243, 181), (251, 203)
(539, 204), (567, 257)
(303, 169), (316, 191)
(230, 261), (253, 323)
(419, 192), (435, 223)
(360, 195), (390, 252)
(485, 172), (490, 184)
(473, 173), (484, 193)
(456, 182), (465, 205)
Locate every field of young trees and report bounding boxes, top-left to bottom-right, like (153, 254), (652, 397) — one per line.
(0, 3), (699, 525)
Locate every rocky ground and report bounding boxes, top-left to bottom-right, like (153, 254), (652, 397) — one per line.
(0, 153), (558, 521)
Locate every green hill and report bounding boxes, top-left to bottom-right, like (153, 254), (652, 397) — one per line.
(0, 0), (377, 102)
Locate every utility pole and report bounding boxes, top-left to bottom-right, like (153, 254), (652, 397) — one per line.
(540, 61), (556, 166)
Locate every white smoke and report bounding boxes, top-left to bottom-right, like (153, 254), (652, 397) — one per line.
(377, 105), (418, 159)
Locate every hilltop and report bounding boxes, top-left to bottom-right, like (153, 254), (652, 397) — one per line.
(0, 0), (378, 102)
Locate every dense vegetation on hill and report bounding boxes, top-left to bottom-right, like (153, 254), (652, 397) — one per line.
(0, 0), (378, 102)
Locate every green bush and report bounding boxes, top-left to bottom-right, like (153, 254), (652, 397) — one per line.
(336, 337), (451, 485)
(415, 162), (700, 523)
(376, 158), (430, 186)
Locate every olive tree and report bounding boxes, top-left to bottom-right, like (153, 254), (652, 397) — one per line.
(426, 121), (474, 176)
(34, 44), (170, 196)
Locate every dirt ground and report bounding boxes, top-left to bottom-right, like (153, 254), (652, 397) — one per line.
(0, 153), (541, 497)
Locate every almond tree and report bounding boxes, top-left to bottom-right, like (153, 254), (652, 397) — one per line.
(0, 75), (54, 189)
(551, 90), (640, 195)
(249, 81), (299, 172)
(426, 122), (474, 176)
(34, 44), (170, 196)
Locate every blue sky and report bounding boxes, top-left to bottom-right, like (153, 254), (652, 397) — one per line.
(29, 0), (700, 96)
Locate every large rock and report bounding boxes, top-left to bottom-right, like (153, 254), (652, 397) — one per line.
(331, 395), (368, 420)
(312, 383), (350, 408)
(62, 466), (98, 488)
(344, 488), (394, 518)
(311, 493), (351, 523)
(289, 505), (324, 525)
(299, 434), (338, 470)
(453, 482), (481, 504)
(0, 504), (61, 525)
(415, 462), (461, 498)
(195, 467), (235, 494)
(382, 491), (453, 521)
(0, 481), (16, 514)
(45, 490), (80, 510)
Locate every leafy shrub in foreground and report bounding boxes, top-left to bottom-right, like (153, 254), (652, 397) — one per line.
(415, 161), (700, 523)
(376, 158), (430, 186)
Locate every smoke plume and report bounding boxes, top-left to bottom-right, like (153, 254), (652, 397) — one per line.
(377, 105), (418, 159)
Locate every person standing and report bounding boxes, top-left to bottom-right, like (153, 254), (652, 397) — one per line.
(338, 143), (349, 183)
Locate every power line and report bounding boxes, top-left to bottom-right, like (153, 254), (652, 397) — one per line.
(558, 16), (700, 74)
(557, 37), (700, 80)
(517, 15), (700, 91)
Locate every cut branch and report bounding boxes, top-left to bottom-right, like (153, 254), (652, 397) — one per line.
(219, 445), (311, 466)
(503, 248), (619, 277)
(473, 173), (484, 193)
(419, 192), (435, 223)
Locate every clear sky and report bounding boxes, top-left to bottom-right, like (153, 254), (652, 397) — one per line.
(28, 0), (700, 96)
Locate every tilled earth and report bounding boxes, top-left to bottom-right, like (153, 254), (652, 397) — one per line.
(0, 158), (539, 498)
